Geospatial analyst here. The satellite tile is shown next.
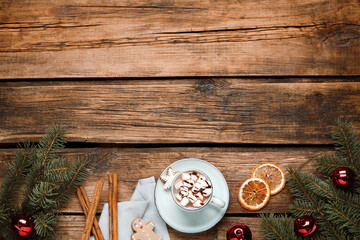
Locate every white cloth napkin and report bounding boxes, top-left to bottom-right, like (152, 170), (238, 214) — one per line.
(90, 177), (170, 240)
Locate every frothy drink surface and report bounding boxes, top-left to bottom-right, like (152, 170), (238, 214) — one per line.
(172, 171), (213, 210)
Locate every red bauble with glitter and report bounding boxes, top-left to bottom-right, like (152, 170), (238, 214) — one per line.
(11, 214), (35, 237)
(226, 223), (252, 240)
(331, 167), (355, 188)
(294, 215), (317, 237)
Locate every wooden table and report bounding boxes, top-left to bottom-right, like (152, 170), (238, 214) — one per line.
(0, 0), (359, 239)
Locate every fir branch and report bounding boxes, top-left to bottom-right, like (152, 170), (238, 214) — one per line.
(0, 124), (90, 239)
(262, 120), (360, 239)
(38, 125), (67, 165)
(43, 157), (71, 183)
(260, 213), (295, 240)
(287, 168), (343, 239)
(331, 119), (360, 174)
(21, 160), (43, 212)
(44, 167), (68, 173)
(324, 202), (360, 238)
(353, 180), (360, 195)
(50, 157), (89, 210)
(331, 186), (360, 210)
(21, 125), (67, 211)
(305, 174), (360, 211)
(316, 154), (352, 177)
(0, 207), (7, 226)
(33, 212), (57, 239)
(0, 143), (35, 209)
(32, 125), (67, 191)
(29, 182), (58, 211)
(290, 200), (317, 216)
(287, 168), (322, 205)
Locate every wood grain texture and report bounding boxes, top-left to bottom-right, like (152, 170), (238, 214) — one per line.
(0, 147), (332, 214)
(0, 0), (359, 78)
(1, 80), (360, 144)
(55, 215), (263, 240)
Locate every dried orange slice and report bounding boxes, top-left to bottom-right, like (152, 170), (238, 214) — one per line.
(238, 178), (270, 211)
(251, 162), (286, 195)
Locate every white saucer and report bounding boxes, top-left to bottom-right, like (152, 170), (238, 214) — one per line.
(155, 158), (229, 233)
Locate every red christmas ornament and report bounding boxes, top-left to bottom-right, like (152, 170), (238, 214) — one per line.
(294, 215), (317, 237)
(11, 214), (35, 237)
(226, 223), (252, 240)
(331, 167), (355, 188)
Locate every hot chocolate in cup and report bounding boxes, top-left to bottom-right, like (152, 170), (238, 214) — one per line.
(171, 169), (225, 211)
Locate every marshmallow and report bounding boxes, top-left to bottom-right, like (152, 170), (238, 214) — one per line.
(195, 192), (203, 201)
(200, 180), (209, 189)
(176, 194), (183, 201)
(180, 186), (189, 197)
(192, 182), (201, 193)
(190, 173), (199, 181)
(183, 179), (194, 188)
(188, 194), (197, 203)
(182, 173), (191, 181)
(174, 180), (183, 190)
(180, 197), (190, 207)
(193, 200), (203, 208)
(202, 187), (212, 197)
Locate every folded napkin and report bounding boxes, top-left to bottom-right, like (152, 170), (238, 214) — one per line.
(90, 177), (170, 240)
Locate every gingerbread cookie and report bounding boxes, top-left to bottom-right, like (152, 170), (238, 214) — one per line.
(160, 167), (179, 190)
(131, 218), (162, 240)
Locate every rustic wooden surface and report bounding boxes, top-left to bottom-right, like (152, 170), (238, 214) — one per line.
(0, 0), (359, 78)
(1, 0), (359, 239)
(1, 79), (360, 144)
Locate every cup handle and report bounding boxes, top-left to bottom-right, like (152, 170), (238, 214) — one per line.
(210, 196), (226, 208)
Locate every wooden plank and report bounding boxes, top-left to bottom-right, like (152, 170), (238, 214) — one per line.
(56, 215), (263, 240)
(1, 80), (360, 144)
(0, 147), (332, 214)
(0, 0), (359, 78)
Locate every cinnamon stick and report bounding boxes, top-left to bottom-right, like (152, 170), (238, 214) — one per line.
(108, 174), (118, 240)
(108, 175), (113, 240)
(77, 187), (105, 240)
(81, 178), (105, 240)
(112, 174), (118, 240)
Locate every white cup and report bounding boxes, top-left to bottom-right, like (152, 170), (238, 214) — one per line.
(171, 169), (225, 211)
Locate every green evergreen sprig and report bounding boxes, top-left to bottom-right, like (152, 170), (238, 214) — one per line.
(0, 125), (90, 239)
(332, 119), (360, 171)
(260, 213), (297, 240)
(0, 143), (35, 210)
(287, 168), (342, 239)
(33, 212), (58, 239)
(261, 119), (360, 240)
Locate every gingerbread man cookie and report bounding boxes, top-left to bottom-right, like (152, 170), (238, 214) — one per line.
(131, 218), (162, 240)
